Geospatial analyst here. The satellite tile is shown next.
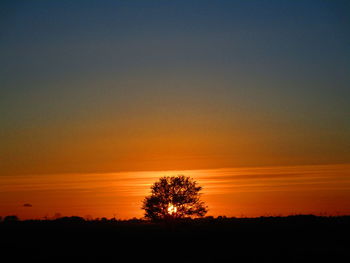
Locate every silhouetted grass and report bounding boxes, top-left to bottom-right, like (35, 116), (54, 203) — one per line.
(1, 215), (349, 262)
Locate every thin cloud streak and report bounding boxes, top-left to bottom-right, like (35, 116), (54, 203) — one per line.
(0, 164), (349, 219)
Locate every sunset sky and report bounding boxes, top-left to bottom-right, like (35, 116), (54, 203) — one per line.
(1, 1), (350, 219)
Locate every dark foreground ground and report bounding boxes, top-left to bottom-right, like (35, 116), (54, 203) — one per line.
(1, 215), (349, 262)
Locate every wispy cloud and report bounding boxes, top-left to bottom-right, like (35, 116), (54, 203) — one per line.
(1, 164), (349, 219)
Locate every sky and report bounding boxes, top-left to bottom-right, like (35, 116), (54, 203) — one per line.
(1, 164), (350, 219)
(1, 1), (350, 219)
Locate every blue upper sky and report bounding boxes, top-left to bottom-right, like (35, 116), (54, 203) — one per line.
(1, 0), (349, 174)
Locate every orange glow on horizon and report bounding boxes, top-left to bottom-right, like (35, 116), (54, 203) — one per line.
(0, 163), (349, 220)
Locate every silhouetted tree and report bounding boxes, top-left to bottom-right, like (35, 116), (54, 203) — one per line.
(142, 175), (208, 220)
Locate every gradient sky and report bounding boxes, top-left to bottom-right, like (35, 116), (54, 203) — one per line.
(1, 164), (350, 219)
(1, 1), (350, 219)
(1, 0), (349, 175)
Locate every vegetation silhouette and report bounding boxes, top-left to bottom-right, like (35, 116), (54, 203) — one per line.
(142, 175), (208, 220)
(3, 215), (19, 222)
(0, 215), (349, 262)
(54, 216), (85, 223)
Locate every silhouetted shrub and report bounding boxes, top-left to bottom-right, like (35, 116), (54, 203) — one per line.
(54, 216), (85, 223)
(4, 215), (19, 222)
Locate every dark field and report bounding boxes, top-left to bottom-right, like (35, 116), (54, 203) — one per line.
(1, 215), (349, 262)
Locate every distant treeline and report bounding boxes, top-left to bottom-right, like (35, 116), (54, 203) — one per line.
(1, 214), (349, 262)
(1, 214), (350, 223)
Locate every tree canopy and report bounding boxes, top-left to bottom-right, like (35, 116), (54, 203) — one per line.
(142, 175), (208, 220)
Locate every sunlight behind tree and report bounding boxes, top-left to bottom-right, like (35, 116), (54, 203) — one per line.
(142, 175), (208, 220)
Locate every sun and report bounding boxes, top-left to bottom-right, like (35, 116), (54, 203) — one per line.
(167, 203), (177, 215)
